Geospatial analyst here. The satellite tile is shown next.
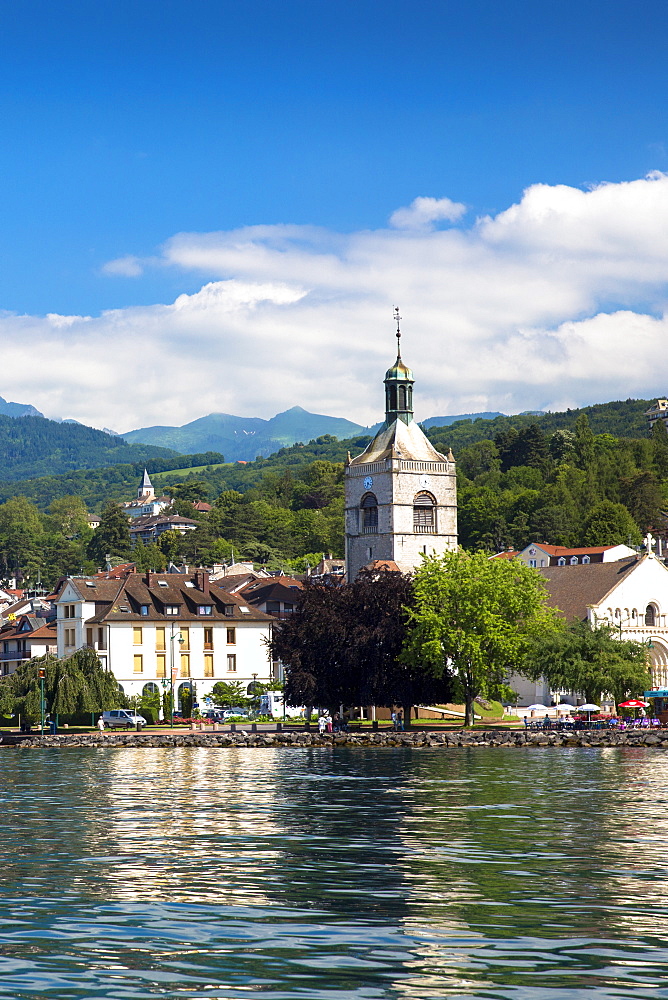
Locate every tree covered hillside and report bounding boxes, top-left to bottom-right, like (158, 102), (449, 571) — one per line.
(0, 413), (178, 481)
(1, 396), (667, 586)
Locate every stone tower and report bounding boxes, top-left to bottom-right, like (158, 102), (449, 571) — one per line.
(344, 310), (458, 580)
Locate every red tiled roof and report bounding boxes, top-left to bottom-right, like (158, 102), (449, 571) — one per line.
(530, 543), (622, 556)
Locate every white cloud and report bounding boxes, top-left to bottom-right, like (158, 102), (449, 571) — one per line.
(101, 255), (145, 277)
(5, 173), (668, 434)
(389, 196), (467, 230)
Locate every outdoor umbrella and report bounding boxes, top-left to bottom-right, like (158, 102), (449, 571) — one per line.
(618, 699), (649, 708)
(525, 704), (549, 712)
(578, 703), (601, 712)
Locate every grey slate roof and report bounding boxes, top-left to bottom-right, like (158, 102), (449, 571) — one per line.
(539, 557), (639, 620)
(58, 573), (272, 625)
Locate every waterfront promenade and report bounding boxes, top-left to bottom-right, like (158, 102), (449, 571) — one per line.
(5, 726), (668, 749)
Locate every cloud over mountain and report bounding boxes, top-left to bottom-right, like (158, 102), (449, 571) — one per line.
(5, 173), (668, 431)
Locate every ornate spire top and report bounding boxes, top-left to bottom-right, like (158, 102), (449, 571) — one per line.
(394, 305), (402, 358)
(384, 307), (414, 425)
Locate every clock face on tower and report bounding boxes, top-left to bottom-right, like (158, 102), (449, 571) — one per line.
(419, 474), (431, 488)
(363, 476), (373, 490)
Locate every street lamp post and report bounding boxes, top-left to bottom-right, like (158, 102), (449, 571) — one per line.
(169, 623), (185, 728)
(38, 667), (46, 735)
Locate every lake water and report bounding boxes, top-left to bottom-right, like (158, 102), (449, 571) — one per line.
(1, 746), (668, 999)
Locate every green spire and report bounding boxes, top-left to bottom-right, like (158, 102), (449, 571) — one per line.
(384, 307), (414, 425)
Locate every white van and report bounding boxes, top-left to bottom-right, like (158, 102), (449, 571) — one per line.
(102, 710), (147, 729)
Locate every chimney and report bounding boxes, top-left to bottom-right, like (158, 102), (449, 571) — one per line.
(145, 571), (154, 588)
(196, 569), (210, 596)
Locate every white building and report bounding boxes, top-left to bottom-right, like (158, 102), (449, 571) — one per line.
(511, 536), (668, 707)
(55, 570), (273, 708)
(498, 541), (638, 569)
(121, 469), (171, 519)
(344, 311), (458, 579)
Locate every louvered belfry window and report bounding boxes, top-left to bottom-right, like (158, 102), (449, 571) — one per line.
(413, 492), (435, 532)
(361, 493), (378, 531)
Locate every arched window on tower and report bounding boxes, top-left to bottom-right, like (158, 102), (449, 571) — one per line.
(398, 385), (406, 409)
(389, 386), (397, 411)
(413, 492), (436, 533)
(645, 603), (657, 626)
(361, 493), (378, 533)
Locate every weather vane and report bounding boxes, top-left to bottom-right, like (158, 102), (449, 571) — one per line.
(393, 305), (402, 355)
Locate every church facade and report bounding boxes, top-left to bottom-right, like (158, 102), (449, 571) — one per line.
(344, 314), (458, 580)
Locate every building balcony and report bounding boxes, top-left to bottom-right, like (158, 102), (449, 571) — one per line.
(362, 525), (378, 534)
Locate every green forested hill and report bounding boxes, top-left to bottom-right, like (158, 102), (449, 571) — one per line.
(0, 396), (665, 586)
(0, 413), (179, 481)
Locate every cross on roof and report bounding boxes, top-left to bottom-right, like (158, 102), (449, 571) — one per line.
(393, 305), (401, 356)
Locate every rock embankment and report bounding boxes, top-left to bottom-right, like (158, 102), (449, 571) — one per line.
(4, 729), (668, 749)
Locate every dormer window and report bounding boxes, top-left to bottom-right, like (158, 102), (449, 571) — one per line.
(140, 605), (150, 616)
(570, 556), (579, 565)
(557, 557), (566, 566)
(198, 605), (212, 616)
(165, 605), (179, 616)
(224, 605), (235, 617)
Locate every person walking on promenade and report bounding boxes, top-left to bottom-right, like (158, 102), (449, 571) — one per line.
(318, 714), (326, 735)
(325, 712), (333, 734)
(396, 710), (404, 731)
(97, 716), (105, 732)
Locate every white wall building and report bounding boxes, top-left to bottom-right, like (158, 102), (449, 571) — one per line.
(55, 570), (273, 709)
(510, 537), (668, 707)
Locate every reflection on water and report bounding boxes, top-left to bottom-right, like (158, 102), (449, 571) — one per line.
(1, 746), (668, 998)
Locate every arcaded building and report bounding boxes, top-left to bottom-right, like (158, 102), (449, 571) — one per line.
(344, 316), (458, 580)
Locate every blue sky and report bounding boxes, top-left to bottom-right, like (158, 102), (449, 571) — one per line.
(3, 0), (668, 428)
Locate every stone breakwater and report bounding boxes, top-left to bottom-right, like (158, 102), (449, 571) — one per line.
(4, 729), (668, 749)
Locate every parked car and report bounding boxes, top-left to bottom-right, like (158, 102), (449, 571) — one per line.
(221, 708), (250, 720)
(202, 710), (225, 722)
(102, 710), (147, 729)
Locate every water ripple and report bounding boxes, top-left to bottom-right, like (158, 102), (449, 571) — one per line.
(0, 746), (667, 997)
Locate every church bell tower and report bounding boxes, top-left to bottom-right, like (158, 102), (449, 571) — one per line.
(344, 309), (458, 580)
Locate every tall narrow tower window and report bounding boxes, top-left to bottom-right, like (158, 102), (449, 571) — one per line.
(413, 492), (436, 533)
(361, 493), (378, 532)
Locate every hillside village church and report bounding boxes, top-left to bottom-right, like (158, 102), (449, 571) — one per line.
(344, 309), (458, 580)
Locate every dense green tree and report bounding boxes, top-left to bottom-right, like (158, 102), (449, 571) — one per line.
(620, 471), (664, 532)
(582, 500), (642, 546)
(211, 680), (249, 708)
(132, 539), (167, 571)
(158, 529), (182, 562)
(456, 439), (501, 479)
(46, 495), (92, 538)
(523, 619), (650, 706)
(574, 413), (595, 469)
(651, 418), (668, 479)
(2, 648), (124, 722)
(403, 550), (562, 725)
(87, 500), (131, 564)
(271, 570), (452, 722)
(168, 480), (209, 503)
(0, 496), (43, 579)
(549, 429), (576, 463)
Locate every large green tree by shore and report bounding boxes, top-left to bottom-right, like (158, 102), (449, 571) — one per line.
(403, 551), (562, 726)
